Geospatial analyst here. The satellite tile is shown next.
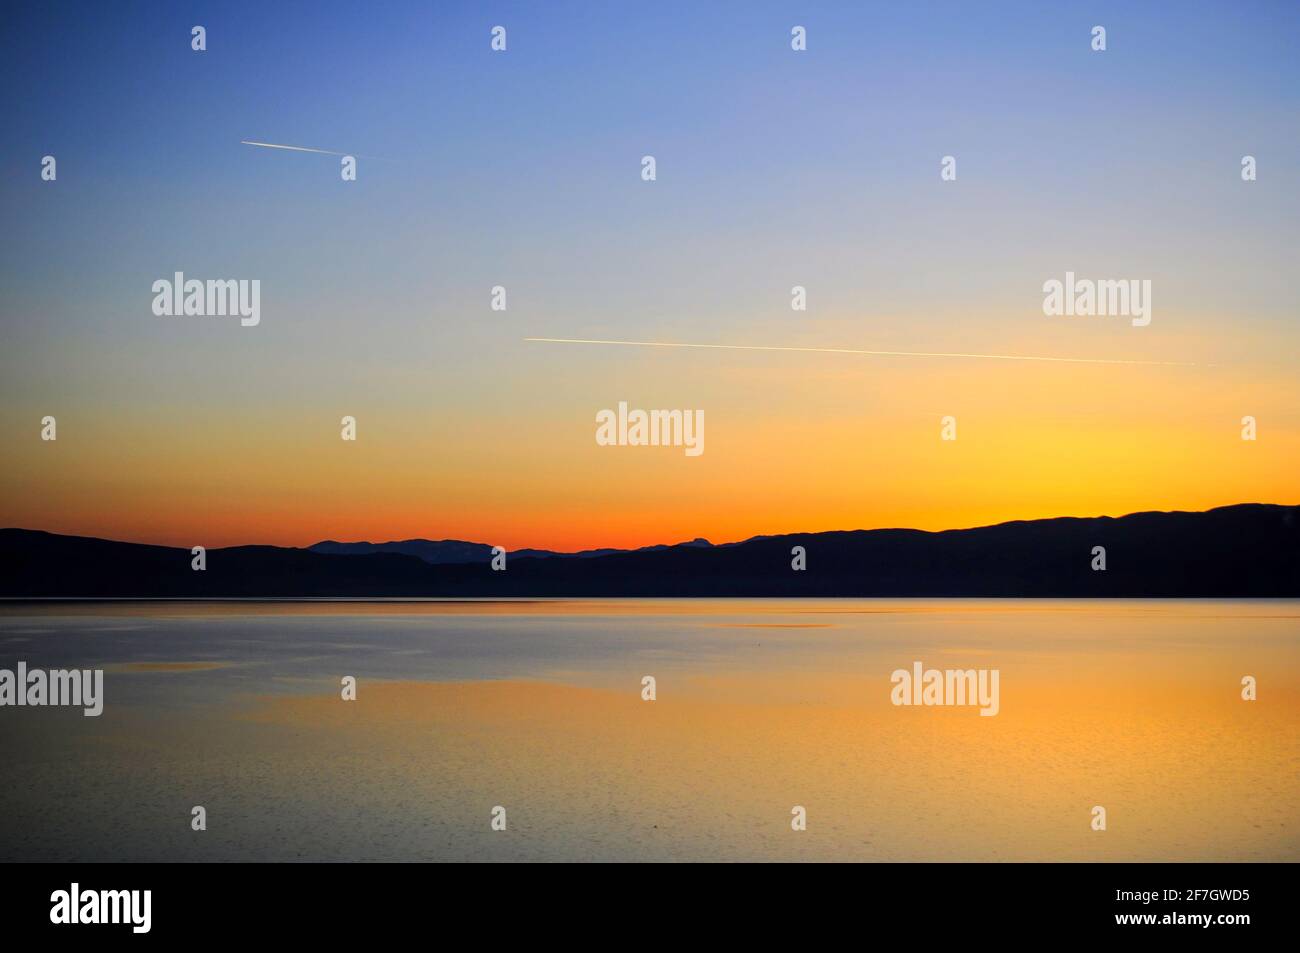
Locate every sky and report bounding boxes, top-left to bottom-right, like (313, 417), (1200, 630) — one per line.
(1, 1), (1298, 549)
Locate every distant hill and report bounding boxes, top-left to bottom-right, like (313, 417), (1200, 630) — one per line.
(309, 538), (495, 564)
(1, 504), (1296, 598)
(307, 537), (713, 564)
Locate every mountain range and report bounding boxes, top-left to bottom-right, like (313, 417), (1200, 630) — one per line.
(1, 503), (1296, 598)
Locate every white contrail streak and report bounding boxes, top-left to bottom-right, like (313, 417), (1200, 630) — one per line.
(524, 337), (1205, 367)
(240, 140), (352, 156)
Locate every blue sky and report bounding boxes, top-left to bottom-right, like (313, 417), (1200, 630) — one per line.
(5, 2), (1298, 350)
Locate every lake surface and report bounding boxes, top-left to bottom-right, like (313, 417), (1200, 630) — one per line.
(1, 599), (1296, 862)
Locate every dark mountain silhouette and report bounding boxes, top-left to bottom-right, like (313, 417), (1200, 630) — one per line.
(1, 504), (1296, 598)
(309, 538), (494, 564)
(307, 537), (714, 563)
(515, 537), (714, 560)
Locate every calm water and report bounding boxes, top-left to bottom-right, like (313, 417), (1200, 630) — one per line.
(1, 599), (1296, 862)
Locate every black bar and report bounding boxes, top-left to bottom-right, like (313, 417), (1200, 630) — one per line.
(7, 861), (1284, 940)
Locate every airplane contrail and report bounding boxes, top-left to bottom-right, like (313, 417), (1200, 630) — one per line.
(240, 140), (352, 156)
(524, 337), (1206, 367)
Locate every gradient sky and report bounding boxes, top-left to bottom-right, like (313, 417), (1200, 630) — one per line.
(2, 1), (1298, 549)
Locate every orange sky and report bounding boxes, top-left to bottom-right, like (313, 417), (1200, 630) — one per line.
(4, 341), (1296, 550)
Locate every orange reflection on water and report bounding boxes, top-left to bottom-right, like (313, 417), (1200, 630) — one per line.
(245, 668), (1299, 861)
